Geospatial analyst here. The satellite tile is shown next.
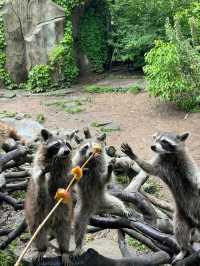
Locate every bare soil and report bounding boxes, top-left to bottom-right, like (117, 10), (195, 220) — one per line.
(1, 73), (200, 257)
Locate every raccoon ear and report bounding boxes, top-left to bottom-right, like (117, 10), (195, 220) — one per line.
(97, 133), (106, 142)
(41, 129), (52, 141)
(152, 132), (159, 140)
(179, 132), (190, 142)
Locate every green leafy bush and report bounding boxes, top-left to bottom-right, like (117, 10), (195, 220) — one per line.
(27, 65), (52, 93)
(144, 19), (200, 111)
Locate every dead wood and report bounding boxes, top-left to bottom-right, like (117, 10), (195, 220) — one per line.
(0, 219), (27, 250)
(0, 192), (24, 210)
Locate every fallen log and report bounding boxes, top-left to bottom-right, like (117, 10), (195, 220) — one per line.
(19, 248), (171, 266)
(90, 216), (179, 253)
(0, 219), (27, 250)
(0, 192), (24, 210)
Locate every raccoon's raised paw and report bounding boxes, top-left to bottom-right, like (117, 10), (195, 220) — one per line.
(121, 143), (136, 160)
(32, 251), (45, 264)
(62, 253), (72, 266)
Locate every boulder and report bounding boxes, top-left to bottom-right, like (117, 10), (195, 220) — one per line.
(1, 0), (65, 83)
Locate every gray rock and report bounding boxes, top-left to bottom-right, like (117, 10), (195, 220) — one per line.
(2, 0), (65, 83)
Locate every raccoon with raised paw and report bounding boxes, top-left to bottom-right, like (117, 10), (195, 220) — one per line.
(25, 129), (73, 265)
(73, 134), (131, 257)
(121, 132), (200, 263)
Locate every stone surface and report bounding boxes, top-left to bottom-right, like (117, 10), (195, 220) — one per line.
(2, 0), (65, 83)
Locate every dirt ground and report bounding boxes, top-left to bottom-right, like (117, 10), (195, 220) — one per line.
(1, 73), (200, 258)
(0, 75), (200, 160)
(1, 74), (200, 198)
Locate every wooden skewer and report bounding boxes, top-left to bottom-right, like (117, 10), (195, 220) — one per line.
(14, 151), (96, 266)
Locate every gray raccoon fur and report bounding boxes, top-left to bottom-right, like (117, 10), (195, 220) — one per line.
(121, 132), (200, 263)
(72, 136), (130, 256)
(25, 129), (73, 265)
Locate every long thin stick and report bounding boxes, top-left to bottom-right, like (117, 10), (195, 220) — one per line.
(14, 152), (95, 266)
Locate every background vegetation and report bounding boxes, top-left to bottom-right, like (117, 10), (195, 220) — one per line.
(0, 0), (200, 110)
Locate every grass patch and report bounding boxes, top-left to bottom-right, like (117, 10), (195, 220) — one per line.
(36, 113), (45, 124)
(45, 98), (89, 114)
(127, 237), (149, 252)
(84, 84), (141, 94)
(142, 177), (163, 198)
(128, 85), (141, 94)
(12, 190), (26, 200)
(100, 126), (120, 133)
(115, 175), (129, 186)
(0, 240), (18, 266)
(0, 250), (15, 266)
(0, 111), (16, 118)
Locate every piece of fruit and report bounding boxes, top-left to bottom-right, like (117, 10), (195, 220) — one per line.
(71, 166), (83, 181)
(93, 143), (101, 154)
(55, 188), (71, 204)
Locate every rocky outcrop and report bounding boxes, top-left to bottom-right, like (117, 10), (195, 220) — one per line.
(1, 0), (65, 83)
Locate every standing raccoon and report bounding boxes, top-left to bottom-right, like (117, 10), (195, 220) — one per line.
(73, 136), (130, 256)
(25, 129), (73, 265)
(121, 132), (200, 262)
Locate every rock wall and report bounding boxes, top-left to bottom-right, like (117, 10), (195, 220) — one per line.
(1, 0), (65, 83)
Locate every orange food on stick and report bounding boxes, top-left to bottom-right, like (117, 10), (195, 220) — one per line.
(93, 143), (101, 154)
(71, 166), (83, 181)
(55, 188), (70, 204)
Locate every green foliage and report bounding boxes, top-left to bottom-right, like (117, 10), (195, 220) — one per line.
(0, 250), (15, 266)
(36, 113), (45, 124)
(84, 84), (140, 94)
(46, 98), (88, 114)
(50, 0), (81, 84)
(78, 1), (109, 73)
(144, 18), (200, 111)
(128, 85), (141, 94)
(109, 0), (171, 68)
(0, 6), (13, 88)
(127, 237), (149, 252)
(27, 65), (52, 93)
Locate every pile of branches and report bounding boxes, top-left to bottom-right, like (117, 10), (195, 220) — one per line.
(0, 127), (198, 265)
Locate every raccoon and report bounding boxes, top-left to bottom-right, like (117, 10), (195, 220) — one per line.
(0, 121), (26, 146)
(121, 132), (200, 262)
(73, 135), (130, 257)
(25, 129), (73, 265)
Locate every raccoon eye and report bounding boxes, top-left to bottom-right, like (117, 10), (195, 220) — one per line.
(53, 142), (61, 149)
(161, 139), (169, 145)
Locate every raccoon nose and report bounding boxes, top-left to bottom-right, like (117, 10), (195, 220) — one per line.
(151, 145), (156, 152)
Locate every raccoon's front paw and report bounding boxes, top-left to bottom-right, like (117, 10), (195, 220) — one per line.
(32, 251), (45, 264)
(62, 253), (72, 266)
(73, 247), (86, 258)
(121, 143), (137, 160)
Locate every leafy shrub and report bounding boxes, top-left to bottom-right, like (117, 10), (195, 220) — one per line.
(27, 65), (52, 93)
(144, 19), (200, 111)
